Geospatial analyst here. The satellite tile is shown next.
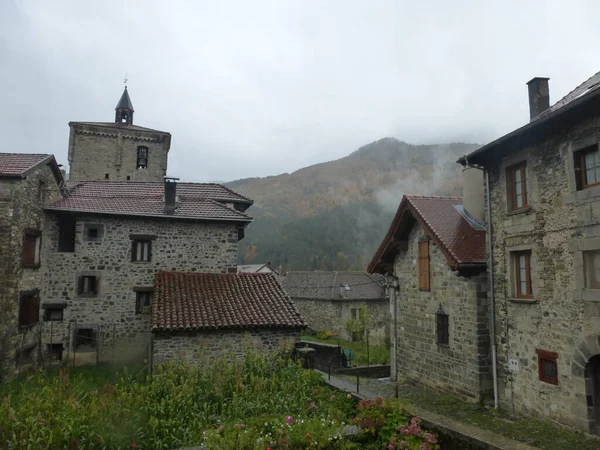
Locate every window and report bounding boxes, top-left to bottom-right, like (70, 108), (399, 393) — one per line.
(137, 146), (148, 169)
(83, 223), (103, 242)
(22, 230), (41, 267)
(507, 163), (528, 211)
(536, 349), (558, 385)
(131, 239), (151, 262)
(351, 308), (358, 320)
(436, 307), (449, 346)
(513, 251), (533, 298)
(19, 290), (40, 327)
(47, 344), (63, 362)
(418, 240), (430, 291)
(586, 251), (600, 289)
(38, 180), (45, 202)
(135, 290), (153, 314)
(105, 173), (109, 179)
(77, 275), (99, 296)
(57, 215), (76, 252)
(575, 146), (600, 190)
(43, 308), (63, 321)
(75, 328), (97, 349)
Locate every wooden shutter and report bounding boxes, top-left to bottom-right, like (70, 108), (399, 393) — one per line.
(147, 240), (152, 261)
(506, 168), (515, 211)
(131, 240), (137, 262)
(22, 234), (36, 265)
(77, 276), (84, 294)
(418, 240), (430, 291)
(91, 277), (99, 294)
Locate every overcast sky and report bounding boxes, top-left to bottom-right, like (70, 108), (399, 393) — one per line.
(1, 1), (599, 182)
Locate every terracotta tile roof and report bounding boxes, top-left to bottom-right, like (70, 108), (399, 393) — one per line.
(152, 271), (305, 331)
(69, 121), (169, 134)
(367, 195), (486, 273)
(46, 181), (253, 222)
(0, 153), (54, 176)
(281, 271), (385, 300)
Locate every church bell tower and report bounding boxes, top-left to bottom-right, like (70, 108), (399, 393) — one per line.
(115, 86), (134, 125)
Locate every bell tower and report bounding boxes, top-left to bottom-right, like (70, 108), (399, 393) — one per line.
(115, 86), (134, 125)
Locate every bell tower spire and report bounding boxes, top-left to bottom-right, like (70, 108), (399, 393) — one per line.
(115, 81), (134, 125)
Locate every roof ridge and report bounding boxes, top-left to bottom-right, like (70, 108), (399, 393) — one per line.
(405, 195), (463, 200)
(552, 70), (600, 106)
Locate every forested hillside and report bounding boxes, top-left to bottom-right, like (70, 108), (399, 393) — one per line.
(227, 138), (479, 271)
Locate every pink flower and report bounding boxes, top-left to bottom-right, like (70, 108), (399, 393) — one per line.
(424, 432), (437, 444)
(399, 441), (407, 449)
(309, 401), (316, 408)
(285, 415), (294, 425)
(305, 433), (311, 439)
(388, 445), (395, 450)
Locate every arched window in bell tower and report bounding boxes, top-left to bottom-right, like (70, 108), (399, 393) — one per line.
(137, 146), (148, 169)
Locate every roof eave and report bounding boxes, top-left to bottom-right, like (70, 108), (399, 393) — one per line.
(459, 87), (600, 166)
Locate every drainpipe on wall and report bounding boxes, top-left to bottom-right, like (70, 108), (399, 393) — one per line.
(385, 272), (399, 381)
(460, 158), (499, 409)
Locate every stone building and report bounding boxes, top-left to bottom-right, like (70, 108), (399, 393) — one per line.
(0, 154), (63, 376)
(152, 271), (304, 365)
(367, 195), (492, 402)
(68, 87), (171, 182)
(280, 271), (389, 344)
(458, 71), (600, 433)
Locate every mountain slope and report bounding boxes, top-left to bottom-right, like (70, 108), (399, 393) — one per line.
(227, 138), (479, 271)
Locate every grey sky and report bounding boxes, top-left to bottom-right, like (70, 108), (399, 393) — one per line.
(1, 1), (599, 182)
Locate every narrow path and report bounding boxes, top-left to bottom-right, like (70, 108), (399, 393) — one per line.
(316, 370), (541, 450)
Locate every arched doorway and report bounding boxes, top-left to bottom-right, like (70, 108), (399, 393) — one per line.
(585, 355), (600, 435)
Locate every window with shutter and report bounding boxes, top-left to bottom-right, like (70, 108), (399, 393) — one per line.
(18, 291), (40, 327)
(22, 230), (41, 267)
(418, 240), (430, 291)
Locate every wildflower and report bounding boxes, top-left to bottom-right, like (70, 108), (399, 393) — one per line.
(305, 433), (311, 439)
(285, 415), (294, 425)
(424, 432), (437, 444)
(346, 393), (352, 399)
(130, 445), (137, 449)
(309, 401), (316, 408)
(387, 445), (395, 450)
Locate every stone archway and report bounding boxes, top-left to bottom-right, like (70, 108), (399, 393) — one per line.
(572, 335), (600, 434)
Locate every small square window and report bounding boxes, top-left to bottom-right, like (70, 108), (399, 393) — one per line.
(43, 308), (63, 321)
(131, 239), (152, 262)
(536, 349), (558, 385)
(584, 251), (600, 289)
(135, 290), (153, 314)
(83, 223), (103, 242)
(507, 163), (528, 211)
(78, 275), (99, 296)
(22, 230), (41, 267)
(513, 250), (533, 298)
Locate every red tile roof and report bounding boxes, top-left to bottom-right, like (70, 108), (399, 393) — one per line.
(367, 195), (486, 273)
(0, 153), (54, 176)
(69, 121), (169, 134)
(46, 181), (253, 222)
(152, 271), (305, 331)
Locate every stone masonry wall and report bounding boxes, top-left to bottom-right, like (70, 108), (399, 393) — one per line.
(393, 221), (492, 402)
(39, 213), (239, 364)
(487, 115), (600, 432)
(0, 164), (61, 376)
(291, 298), (390, 344)
(153, 328), (300, 365)
(68, 125), (170, 181)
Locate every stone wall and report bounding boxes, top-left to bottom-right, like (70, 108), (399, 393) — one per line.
(153, 328), (300, 365)
(393, 221), (492, 402)
(486, 115), (600, 432)
(68, 124), (170, 181)
(292, 298), (389, 344)
(0, 163), (62, 376)
(39, 213), (239, 364)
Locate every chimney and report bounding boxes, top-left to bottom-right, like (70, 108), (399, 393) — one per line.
(462, 167), (484, 223)
(526, 77), (550, 121)
(164, 177), (179, 214)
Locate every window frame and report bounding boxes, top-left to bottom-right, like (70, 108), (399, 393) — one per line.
(43, 308), (64, 322)
(587, 251), (600, 289)
(435, 310), (449, 346)
(418, 240), (431, 291)
(506, 162), (529, 211)
(77, 275), (99, 297)
(19, 289), (40, 328)
(136, 146), (149, 169)
(22, 229), (41, 268)
(131, 239), (152, 262)
(135, 288), (154, 314)
(536, 349), (558, 385)
(575, 145), (600, 190)
(513, 250), (533, 299)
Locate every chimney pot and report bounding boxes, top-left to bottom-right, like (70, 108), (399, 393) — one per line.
(164, 176), (179, 214)
(526, 77), (550, 121)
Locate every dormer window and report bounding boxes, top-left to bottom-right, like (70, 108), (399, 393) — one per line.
(137, 146), (148, 169)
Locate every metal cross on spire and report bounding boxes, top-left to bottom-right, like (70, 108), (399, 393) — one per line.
(124, 74), (128, 88)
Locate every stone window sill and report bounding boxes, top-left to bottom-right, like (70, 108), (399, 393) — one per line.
(506, 206), (532, 217)
(565, 184), (600, 204)
(582, 289), (600, 302)
(78, 293), (99, 298)
(22, 263), (41, 270)
(507, 297), (538, 304)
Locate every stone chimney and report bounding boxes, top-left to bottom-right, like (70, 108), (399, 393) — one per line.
(164, 177), (179, 214)
(527, 77), (550, 121)
(462, 167), (484, 223)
